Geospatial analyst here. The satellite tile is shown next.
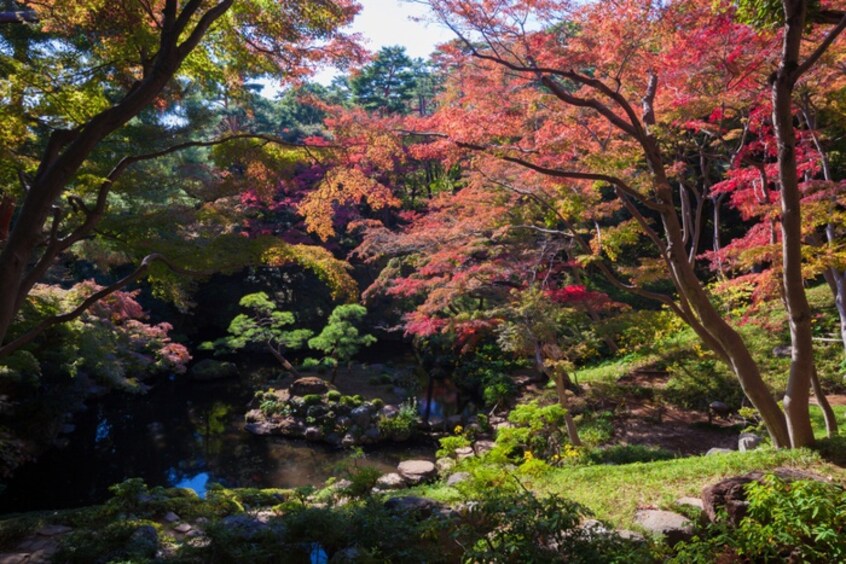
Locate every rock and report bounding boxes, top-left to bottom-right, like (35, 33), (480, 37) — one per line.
(701, 468), (830, 526)
(277, 417), (306, 438)
(304, 426), (324, 441)
(375, 473), (407, 490)
(397, 460), (437, 485)
(189, 359), (238, 381)
(325, 432), (342, 446)
(174, 523), (193, 534)
(633, 509), (692, 546)
(427, 417), (445, 432)
(708, 401), (731, 417)
(703, 468), (831, 526)
(244, 421), (279, 435)
(127, 525), (158, 558)
(436, 457), (456, 475)
(290, 377), (329, 397)
(473, 440), (495, 456)
(307, 405), (328, 418)
(163, 511), (180, 523)
(341, 433), (357, 448)
(36, 525), (73, 537)
(379, 405), (399, 419)
(219, 515), (269, 540)
(0, 554), (29, 564)
(336, 416), (352, 429)
(675, 497), (704, 510)
(446, 472), (470, 487)
(738, 432), (762, 452)
(705, 447), (733, 456)
(384, 496), (443, 519)
(350, 405), (372, 427)
(362, 426), (381, 443)
(455, 447), (475, 460)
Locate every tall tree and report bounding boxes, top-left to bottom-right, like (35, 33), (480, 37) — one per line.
(0, 0), (361, 351)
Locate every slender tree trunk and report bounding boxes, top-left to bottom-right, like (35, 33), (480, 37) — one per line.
(533, 342), (581, 446)
(811, 366), (838, 437)
(771, 0), (815, 447)
(267, 344), (300, 377)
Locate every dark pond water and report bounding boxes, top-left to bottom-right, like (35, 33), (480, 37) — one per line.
(0, 377), (437, 515)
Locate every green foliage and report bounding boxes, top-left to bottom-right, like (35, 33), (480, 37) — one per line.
(576, 411), (616, 448)
(492, 401), (572, 463)
(302, 394), (323, 406)
(308, 304), (376, 369)
(674, 475), (846, 563)
(437, 434), (473, 459)
(586, 445), (675, 466)
(453, 344), (522, 408)
(456, 489), (654, 563)
(326, 390), (342, 402)
(377, 398), (418, 437)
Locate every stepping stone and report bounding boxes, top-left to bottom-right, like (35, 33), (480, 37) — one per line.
(397, 460), (436, 485)
(446, 472), (470, 487)
(675, 497), (704, 510)
(174, 523), (193, 534)
(164, 511), (180, 523)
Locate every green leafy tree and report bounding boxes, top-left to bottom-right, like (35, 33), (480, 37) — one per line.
(350, 46), (420, 115)
(308, 304), (376, 383)
(204, 292), (312, 375)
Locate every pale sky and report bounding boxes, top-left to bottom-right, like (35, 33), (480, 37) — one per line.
(313, 0), (454, 84)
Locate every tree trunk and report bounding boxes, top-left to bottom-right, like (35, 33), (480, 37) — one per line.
(811, 366), (838, 437)
(771, 0), (815, 447)
(533, 341), (581, 446)
(267, 344), (300, 377)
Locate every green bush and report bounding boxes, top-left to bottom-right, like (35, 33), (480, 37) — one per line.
(437, 434), (472, 458)
(377, 398), (417, 437)
(587, 444), (675, 465)
(326, 390), (342, 402)
(302, 394), (323, 406)
(492, 401), (571, 462)
(673, 475), (846, 562)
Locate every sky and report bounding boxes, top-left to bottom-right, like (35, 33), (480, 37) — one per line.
(312, 0), (455, 84)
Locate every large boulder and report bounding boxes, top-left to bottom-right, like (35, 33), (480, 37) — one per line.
(397, 460), (437, 485)
(350, 405), (372, 427)
(290, 377), (330, 396)
(702, 468), (832, 525)
(189, 359), (238, 381)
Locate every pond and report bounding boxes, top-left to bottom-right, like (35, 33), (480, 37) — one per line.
(0, 375), (438, 514)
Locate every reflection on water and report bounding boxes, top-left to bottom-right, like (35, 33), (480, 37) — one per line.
(0, 378), (433, 514)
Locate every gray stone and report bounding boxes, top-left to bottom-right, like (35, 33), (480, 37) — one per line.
(0, 554), (30, 564)
(675, 497), (704, 510)
(336, 416), (352, 429)
(708, 401), (731, 417)
(290, 376), (329, 397)
(375, 473), (407, 490)
(379, 405), (399, 419)
(341, 433), (357, 448)
(362, 426), (381, 443)
(705, 447), (733, 456)
(35, 525), (72, 537)
(163, 511), (180, 523)
(436, 457), (456, 475)
(174, 523), (193, 534)
(397, 459), (437, 485)
(473, 440), (495, 455)
(350, 405), (372, 427)
(738, 432), (762, 452)
(773, 345), (793, 358)
(219, 515), (269, 540)
(455, 446), (475, 460)
(304, 426), (324, 441)
(446, 472), (470, 487)
(633, 509), (692, 546)
(189, 359), (238, 381)
(127, 525), (158, 558)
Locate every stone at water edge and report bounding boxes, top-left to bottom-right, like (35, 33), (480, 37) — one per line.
(397, 460), (437, 484)
(290, 376), (330, 397)
(174, 523), (193, 534)
(383, 496), (444, 518)
(304, 426), (324, 441)
(633, 509), (693, 546)
(350, 405), (372, 427)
